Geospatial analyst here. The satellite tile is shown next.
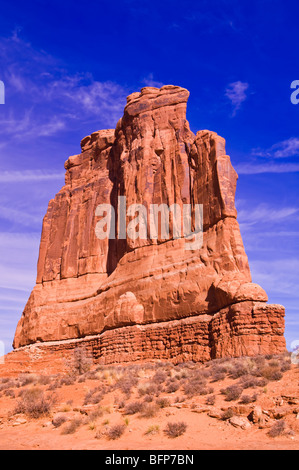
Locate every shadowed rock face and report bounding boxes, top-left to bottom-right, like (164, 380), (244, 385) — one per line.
(13, 85), (286, 362)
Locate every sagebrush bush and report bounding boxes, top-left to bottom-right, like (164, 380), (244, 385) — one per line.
(221, 385), (243, 401)
(268, 420), (287, 438)
(140, 403), (159, 418)
(61, 417), (82, 435)
(164, 421), (187, 438)
(156, 397), (170, 408)
(124, 401), (144, 415)
(106, 424), (126, 440)
(66, 347), (93, 376)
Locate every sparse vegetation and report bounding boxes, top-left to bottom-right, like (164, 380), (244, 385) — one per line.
(0, 352), (296, 449)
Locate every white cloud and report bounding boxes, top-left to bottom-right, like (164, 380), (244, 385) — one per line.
(238, 203), (298, 226)
(0, 32), (129, 143)
(0, 169), (65, 183)
(252, 137), (299, 159)
(250, 258), (299, 297)
(225, 81), (249, 115)
(142, 73), (164, 88)
(235, 162), (299, 174)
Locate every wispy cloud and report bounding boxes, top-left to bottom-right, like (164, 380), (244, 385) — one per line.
(142, 73), (164, 88)
(225, 81), (249, 116)
(252, 137), (299, 159)
(238, 202), (298, 226)
(235, 162), (299, 174)
(0, 32), (129, 144)
(250, 258), (299, 297)
(0, 169), (65, 183)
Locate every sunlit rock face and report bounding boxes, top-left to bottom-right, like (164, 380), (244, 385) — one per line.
(13, 86), (285, 362)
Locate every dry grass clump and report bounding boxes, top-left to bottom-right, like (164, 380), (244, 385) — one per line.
(164, 421), (187, 438)
(14, 387), (55, 418)
(145, 424), (160, 436)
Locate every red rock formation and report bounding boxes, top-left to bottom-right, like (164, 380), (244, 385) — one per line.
(13, 85), (286, 362)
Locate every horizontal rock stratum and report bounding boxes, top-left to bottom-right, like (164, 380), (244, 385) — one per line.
(13, 85), (286, 363)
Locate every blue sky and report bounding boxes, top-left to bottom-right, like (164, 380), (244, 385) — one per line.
(0, 0), (298, 353)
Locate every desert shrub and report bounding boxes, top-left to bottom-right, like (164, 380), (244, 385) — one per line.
(280, 360), (291, 372)
(206, 394), (216, 406)
(88, 408), (104, 422)
(84, 386), (104, 405)
(4, 389), (15, 398)
(124, 401), (144, 415)
(52, 414), (68, 428)
(156, 397), (171, 408)
(60, 376), (76, 386)
(221, 408), (234, 420)
(268, 420), (287, 438)
(238, 374), (268, 389)
(37, 375), (52, 386)
(140, 403), (159, 418)
(260, 366), (283, 382)
(152, 371), (167, 384)
(106, 424), (126, 440)
(18, 374), (37, 387)
(184, 378), (212, 397)
(14, 388), (54, 418)
(210, 369), (226, 382)
(138, 383), (161, 397)
(164, 421), (187, 438)
(166, 381), (180, 393)
(229, 361), (251, 379)
(61, 417), (82, 435)
(66, 347), (93, 376)
(239, 394), (258, 404)
(143, 394), (154, 403)
(114, 375), (139, 395)
(221, 385), (243, 401)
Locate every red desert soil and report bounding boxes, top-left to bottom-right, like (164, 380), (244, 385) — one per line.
(0, 350), (298, 450)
